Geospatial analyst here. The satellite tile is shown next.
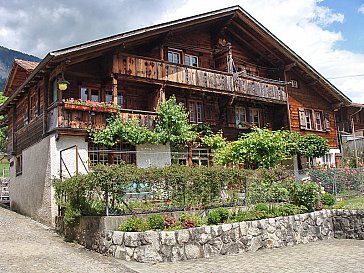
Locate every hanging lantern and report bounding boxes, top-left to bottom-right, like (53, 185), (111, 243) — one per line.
(57, 80), (70, 91)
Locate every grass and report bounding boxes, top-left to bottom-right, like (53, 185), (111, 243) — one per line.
(0, 163), (9, 176)
(334, 197), (364, 210)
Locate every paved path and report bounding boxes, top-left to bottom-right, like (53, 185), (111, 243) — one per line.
(0, 206), (136, 273)
(125, 239), (364, 273)
(1, 206), (364, 273)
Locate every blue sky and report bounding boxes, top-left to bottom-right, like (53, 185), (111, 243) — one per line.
(324, 0), (364, 54)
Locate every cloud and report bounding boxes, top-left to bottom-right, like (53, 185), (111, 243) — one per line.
(0, 0), (363, 103)
(358, 4), (364, 14)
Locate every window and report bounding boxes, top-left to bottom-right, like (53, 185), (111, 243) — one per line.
(80, 87), (100, 102)
(16, 154), (22, 176)
(105, 90), (123, 107)
(192, 148), (209, 166)
(80, 87), (99, 102)
(299, 108), (327, 131)
(305, 110), (313, 130)
(51, 80), (58, 103)
(235, 107), (247, 128)
(185, 54), (198, 67)
(88, 142), (136, 166)
(168, 50), (181, 64)
(291, 80), (298, 88)
(315, 112), (323, 131)
(29, 93), (37, 120)
(249, 109), (261, 127)
(189, 101), (203, 123)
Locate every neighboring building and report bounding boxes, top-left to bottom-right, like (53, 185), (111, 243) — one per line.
(0, 6), (350, 225)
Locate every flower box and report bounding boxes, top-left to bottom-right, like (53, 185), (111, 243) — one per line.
(64, 103), (90, 111)
(91, 107), (118, 113)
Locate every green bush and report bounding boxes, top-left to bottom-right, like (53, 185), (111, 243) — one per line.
(147, 214), (164, 230)
(119, 216), (148, 232)
(287, 181), (320, 211)
(320, 193), (336, 206)
(255, 203), (269, 212)
(207, 207), (230, 225)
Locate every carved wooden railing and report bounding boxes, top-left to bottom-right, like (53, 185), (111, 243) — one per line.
(48, 104), (157, 132)
(113, 53), (287, 102)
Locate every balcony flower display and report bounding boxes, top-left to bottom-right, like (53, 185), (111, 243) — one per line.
(63, 98), (120, 113)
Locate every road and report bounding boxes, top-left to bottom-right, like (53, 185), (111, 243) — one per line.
(1, 206), (364, 273)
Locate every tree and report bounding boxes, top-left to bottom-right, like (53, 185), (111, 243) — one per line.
(297, 134), (329, 159)
(0, 92), (8, 154)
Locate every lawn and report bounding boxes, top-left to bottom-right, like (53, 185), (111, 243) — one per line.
(335, 197), (364, 210)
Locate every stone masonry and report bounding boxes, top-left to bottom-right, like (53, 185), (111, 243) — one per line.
(55, 209), (364, 263)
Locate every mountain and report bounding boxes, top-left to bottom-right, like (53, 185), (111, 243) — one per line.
(0, 46), (41, 92)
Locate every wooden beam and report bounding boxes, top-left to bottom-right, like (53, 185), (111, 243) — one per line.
(112, 76), (118, 105)
(231, 20), (285, 64)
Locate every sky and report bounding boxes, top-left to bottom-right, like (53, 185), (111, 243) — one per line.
(0, 0), (364, 103)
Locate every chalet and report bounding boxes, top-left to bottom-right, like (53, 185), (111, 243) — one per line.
(0, 6), (351, 225)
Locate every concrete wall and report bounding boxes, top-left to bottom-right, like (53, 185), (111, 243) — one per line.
(56, 209), (364, 263)
(9, 136), (52, 225)
(136, 143), (171, 168)
(9, 134), (89, 226)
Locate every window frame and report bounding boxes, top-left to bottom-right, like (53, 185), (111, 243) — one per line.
(235, 106), (247, 128)
(167, 49), (182, 64)
(105, 90), (124, 107)
(189, 100), (203, 123)
(248, 108), (261, 128)
(185, 54), (199, 67)
(16, 154), (22, 176)
(80, 86), (100, 102)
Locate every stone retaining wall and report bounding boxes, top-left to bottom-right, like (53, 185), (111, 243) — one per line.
(55, 209), (364, 263)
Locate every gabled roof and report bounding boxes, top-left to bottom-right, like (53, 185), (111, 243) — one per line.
(2, 59), (39, 97)
(14, 59), (39, 72)
(0, 5), (351, 113)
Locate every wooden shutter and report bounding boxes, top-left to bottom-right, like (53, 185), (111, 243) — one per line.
(298, 108), (306, 129)
(323, 112), (331, 132)
(227, 106), (236, 128)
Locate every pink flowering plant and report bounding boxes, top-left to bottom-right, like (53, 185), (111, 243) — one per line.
(309, 164), (363, 195)
(63, 98), (120, 110)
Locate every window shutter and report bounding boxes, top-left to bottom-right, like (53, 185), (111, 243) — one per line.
(298, 108), (306, 129)
(323, 112), (330, 132)
(227, 107), (235, 128)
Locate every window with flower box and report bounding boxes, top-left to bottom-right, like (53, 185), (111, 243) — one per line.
(235, 107), (247, 128)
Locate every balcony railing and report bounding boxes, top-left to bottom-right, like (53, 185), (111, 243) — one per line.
(47, 103), (157, 132)
(113, 54), (287, 102)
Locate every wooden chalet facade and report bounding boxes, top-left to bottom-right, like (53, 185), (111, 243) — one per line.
(0, 6), (350, 225)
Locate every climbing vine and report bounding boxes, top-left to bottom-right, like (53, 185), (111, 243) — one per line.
(89, 96), (197, 146)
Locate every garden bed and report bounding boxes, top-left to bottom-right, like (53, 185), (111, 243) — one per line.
(55, 209), (364, 263)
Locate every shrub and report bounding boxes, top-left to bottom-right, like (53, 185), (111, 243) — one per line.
(147, 214), (164, 230)
(255, 203), (269, 212)
(287, 181), (320, 211)
(207, 207), (230, 225)
(320, 193), (336, 206)
(63, 205), (81, 227)
(119, 216), (148, 232)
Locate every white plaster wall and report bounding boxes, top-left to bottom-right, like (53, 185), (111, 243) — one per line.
(9, 136), (52, 225)
(136, 143), (171, 168)
(9, 134), (89, 227)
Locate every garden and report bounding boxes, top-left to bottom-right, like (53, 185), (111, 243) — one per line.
(54, 97), (363, 232)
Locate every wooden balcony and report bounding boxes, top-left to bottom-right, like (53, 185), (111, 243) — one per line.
(113, 54), (287, 103)
(47, 103), (157, 133)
